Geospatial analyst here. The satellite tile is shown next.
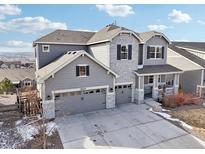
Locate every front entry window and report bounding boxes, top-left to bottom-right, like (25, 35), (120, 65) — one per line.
(144, 75), (154, 85)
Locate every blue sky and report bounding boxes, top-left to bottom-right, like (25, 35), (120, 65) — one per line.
(0, 4), (205, 52)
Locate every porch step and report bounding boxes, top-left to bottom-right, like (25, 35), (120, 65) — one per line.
(144, 98), (161, 108)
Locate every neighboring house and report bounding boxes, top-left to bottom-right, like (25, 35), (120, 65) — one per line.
(0, 68), (36, 90)
(0, 61), (21, 69)
(168, 42), (205, 97)
(34, 24), (182, 118)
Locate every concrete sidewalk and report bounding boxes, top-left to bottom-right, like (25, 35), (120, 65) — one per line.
(55, 103), (205, 149)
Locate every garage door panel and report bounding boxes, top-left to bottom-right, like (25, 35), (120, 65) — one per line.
(115, 85), (132, 105)
(55, 89), (106, 117)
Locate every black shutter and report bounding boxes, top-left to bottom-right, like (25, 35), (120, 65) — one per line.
(86, 65), (89, 76)
(147, 46), (150, 59)
(117, 44), (121, 60)
(162, 46), (164, 58)
(76, 66), (79, 76)
(128, 45), (132, 60)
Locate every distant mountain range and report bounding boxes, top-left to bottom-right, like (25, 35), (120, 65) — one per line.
(0, 52), (35, 61)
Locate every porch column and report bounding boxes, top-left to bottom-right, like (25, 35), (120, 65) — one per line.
(134, 76), (144, 104)
(152, 75), (159, 100)
(174, 74), (180, 94)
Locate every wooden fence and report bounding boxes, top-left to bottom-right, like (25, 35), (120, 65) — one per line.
(17, 90), (42, 116)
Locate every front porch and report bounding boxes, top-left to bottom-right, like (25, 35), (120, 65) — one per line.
(134, 65), (183, 103)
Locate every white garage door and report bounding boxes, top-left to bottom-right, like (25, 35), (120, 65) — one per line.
(55, 88), (106, 117)
(115, 84), (132, 105)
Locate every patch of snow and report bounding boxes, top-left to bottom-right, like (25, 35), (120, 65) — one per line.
(16, 124), (38, 141)
(15, 120), (22, 126)
(0, 122), (3, 127)
(46, 122), (57, 136)
(161, 108), (170, 112)
(149, 107), (193, 130)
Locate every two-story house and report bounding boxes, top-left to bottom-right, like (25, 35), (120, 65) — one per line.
(33, 24), (182, 118)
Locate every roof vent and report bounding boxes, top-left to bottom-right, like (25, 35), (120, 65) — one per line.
(67, 52), (71, 54)
(73, 52), (76, 54)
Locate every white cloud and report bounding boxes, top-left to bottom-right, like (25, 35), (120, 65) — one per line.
(147, 24), (169, 31)
(168, 9), (191, 23)
(74, 29), (97, 32)
(0, 5), (21, 20)
(0, 16), (67, 34)
(0, 40), (32, 52)
(197, 20), (205, 25)
(96, 4), (134, 17)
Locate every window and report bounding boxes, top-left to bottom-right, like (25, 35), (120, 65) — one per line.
(42, 45), (50, 52)
(148, 75), (154, 84)
(121, 45), (128, 59)
(158, 75), (166, 83)
(147, 46), (164, 59)
(144, 76), (154, 85)
(76, 65), (89, 77)
(117, 44), (132, 60)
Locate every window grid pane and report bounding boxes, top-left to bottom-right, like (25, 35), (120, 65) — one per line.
(79, 66), (86, 76)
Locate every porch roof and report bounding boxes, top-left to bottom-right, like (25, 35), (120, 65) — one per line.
(134, 64), (183, 76)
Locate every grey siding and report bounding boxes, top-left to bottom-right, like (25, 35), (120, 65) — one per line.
(110, 33), (139, 83)
(45, 56), (114, 98)
(88, 42), (110, 67)
(143, 36), (168, 65)
(179, 70), (202, 93)
(37, 44), (88, 69)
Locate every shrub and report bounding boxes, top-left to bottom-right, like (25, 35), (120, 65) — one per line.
(162, 92), (203, 108)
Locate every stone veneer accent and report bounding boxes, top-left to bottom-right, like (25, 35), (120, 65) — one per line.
(106, 92), (116, 108)
(134, 89), (144, 104)
(42, 100), (55, 119)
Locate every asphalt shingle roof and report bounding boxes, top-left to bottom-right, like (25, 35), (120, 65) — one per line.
(0, 68), (35, 83)
(168, 44), (205, 68)
(172, 42), (205, 52)
(135, 64), (182, 75)
(34, 30), (95, 44)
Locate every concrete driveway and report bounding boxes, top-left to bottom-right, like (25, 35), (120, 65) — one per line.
(55, 103), (205, 149)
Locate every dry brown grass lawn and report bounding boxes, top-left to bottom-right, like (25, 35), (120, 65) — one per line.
(171, 108), (205, 141)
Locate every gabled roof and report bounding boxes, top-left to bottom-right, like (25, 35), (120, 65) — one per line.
(172, 42), (205, 52)
(33, 25), (144, 46)
(34, 30), (95, 45)
(139, 31), (170, 43)
(0, 68), (35, 83)
(134, 64), (182, 76)
(87, 25), (143, 45)
(169, 44), (205, 68)
(36, 50), (119, 83)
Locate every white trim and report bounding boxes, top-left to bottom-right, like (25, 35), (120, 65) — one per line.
(42, 45), (50, 52)
(77, 64), (88, 66)
(111, 30), (143, 43)
(201, 70), (204, 86)
(134, 71), (183, 77)
(87, 40), (110, 45)
(35, 44), (39, 70)
(149, 45), (163, 47)
(115, 82), (133, 86)
(34, 41), (87, 46)
(168, 48), (205, 69)
(52, 85), (109, 94)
